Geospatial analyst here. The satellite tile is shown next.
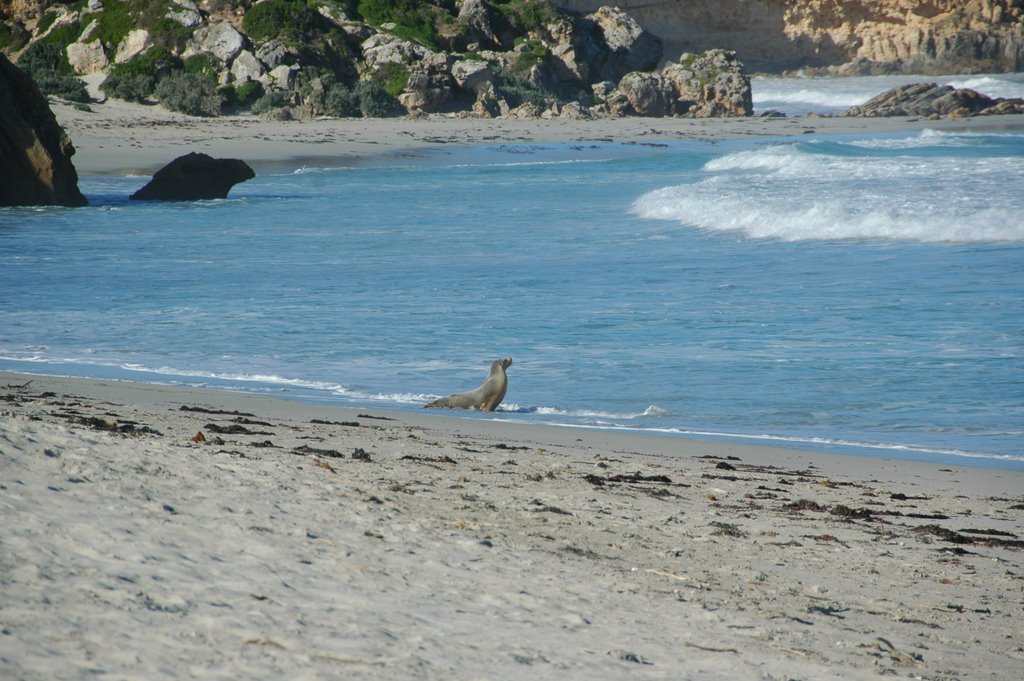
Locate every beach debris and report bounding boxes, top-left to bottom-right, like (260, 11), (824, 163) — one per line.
(204, 422), (273, 436)
(310, 418), (361, 427)
(129, 152), (255, 201)
(400, 454), (457, 466)
(683, 641), (738, 654)
(611, 649), (654, 665)
(351, 448), (373, 462)
(913, 525), (1024, 549)
(292, 444), (344, 458)
(313, 460), (336, 474)
(180, 405), (257, 417)
(710, 521), (746, 538)
(528, 500), (573, 515)
(190, 431), (206, 442)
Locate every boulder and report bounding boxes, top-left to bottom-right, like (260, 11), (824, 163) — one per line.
(842, 82), (1024, 117)
(661, 49), (753, 117)
(187, 21), (246, 63)
(66, 40), (108, 75)
(0, 53), (87, 207)
(451, 59), (493, 94)
(612, 71), (671, 116)
(167, 0), (203, 28)
(129, 152), (254, 201)
(230, 50), (264, 83)
(575, 6), (663, 85)
(114, 29), (151, 64)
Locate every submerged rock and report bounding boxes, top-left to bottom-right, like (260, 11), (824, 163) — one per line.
(129, 152), (255, 201)
(0, 52), (87, 207)
(843, 83), (1024, 117)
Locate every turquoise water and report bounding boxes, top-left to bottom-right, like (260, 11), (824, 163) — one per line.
(2, 129), (1022, 469)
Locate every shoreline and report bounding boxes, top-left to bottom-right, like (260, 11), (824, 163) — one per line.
(2, 370), (1022, 679)
(51, 98), (1024, 175)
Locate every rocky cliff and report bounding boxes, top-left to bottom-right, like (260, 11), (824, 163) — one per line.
(556, 0), (1024, 74)
(0, 51), (87, 207)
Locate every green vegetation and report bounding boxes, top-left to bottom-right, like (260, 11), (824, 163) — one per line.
(354, 80), (402, 116)
(40, 20), (83, 48)
(149, 17), (195, 52)
(0, 24), (29, 52)
(251, 89), (293, 115)
(15, 41), (90, 102)
(493, 68), (551, 109)
(243, 0), (326, 43)
(494, 0), (558, 38)
(220, 80), (265, 112)
(154, 71), (222, 116)
(381, 62), (410, 97)
(37, 10), (60, 35)
(510, 38), (550, 72)
(90, 0), (134, 47)
(357, 0), (443, 49)
(100, 46), (181, 101)
(183, 53), (219, 82)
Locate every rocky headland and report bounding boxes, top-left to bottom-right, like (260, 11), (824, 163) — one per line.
(559, 0), (1024, 76)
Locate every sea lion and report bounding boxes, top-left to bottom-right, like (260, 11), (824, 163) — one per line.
(425, 357), (512, 411)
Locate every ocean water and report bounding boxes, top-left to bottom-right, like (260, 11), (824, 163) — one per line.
(3, 80), (1023, 470)
(753, 71), (1024, 116)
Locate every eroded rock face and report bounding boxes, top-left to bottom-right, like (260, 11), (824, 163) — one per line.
(556, 0), (1024, 74)
(843, 82), (1024, 117)
(0, 52), (87, 207)
(129, 152), (254, 201)
(606, 49), (752, 118)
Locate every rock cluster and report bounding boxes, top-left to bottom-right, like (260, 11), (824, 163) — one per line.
(4, 1), (753, 120)
(843, 82), (1024, 118)
(0, 52), (86, 207)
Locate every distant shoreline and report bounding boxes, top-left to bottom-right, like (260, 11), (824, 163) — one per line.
(52, 97), (1024, 175)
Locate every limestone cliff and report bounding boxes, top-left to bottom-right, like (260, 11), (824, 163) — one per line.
(0, 51), (87, 207)
(556, 1), (1024, 74)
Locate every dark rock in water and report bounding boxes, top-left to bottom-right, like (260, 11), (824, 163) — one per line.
(843, 82), (1024, 118)
(0, 52), (87, 207)
(130, 152), (255, 201)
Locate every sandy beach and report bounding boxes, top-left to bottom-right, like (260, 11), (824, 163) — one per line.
(3, 100), (1023, 679)
(50, 95), (1024, 175)
(2, 371), (1022, 680)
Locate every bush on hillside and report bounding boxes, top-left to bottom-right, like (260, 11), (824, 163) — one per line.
(100, 46), (181, 102)
(155, 71), (223, 116)
(16, 41), (90, 102)
(357, 0), (444, 49)
(354, 80), (402, 117)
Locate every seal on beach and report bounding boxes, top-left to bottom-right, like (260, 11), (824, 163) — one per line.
(425, 357), (512, 411)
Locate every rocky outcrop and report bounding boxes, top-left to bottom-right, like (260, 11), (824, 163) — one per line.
(843, 82), (1024, 117)
(0, 52), (87, 207)
(556, 0), (1024, 74)
(605, 49), (752, 118)
(129, 152), (254, 201)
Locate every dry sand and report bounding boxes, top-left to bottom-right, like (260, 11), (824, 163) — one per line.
(50, 96), (1024, 175)
(2, 371), (1022, 680)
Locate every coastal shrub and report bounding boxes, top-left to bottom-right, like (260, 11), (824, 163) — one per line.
(355, 80), (402, 117)
(510, 38), (551, 72)
(37, 10), (60, 35)
(149, 17), (195, 52)
(16, 41), (90, 103)
(250, 90), (293, 115)
(91, 0), (133, 47)
(381, 62), (410, 97)
(100, 47), (181, 101)
(40, 20), (83, 48)
(323, 83), (360, 117)
(183, 53), (219, 83)
(493, 69), (550, 108)
(100, 71), (155, 102)
(243, 0), (325, 44)
(494, 0), (559, 35)
(0, 24), (29, 52)
(220, 80), (265, 112)
(357, 0), (443, 49)
(155, 71), (222, 116)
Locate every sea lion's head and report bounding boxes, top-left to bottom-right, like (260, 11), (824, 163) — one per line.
(495, 357), (512, 371)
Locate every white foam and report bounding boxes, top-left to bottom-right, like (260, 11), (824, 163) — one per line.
(633, 137), (1024, 242)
